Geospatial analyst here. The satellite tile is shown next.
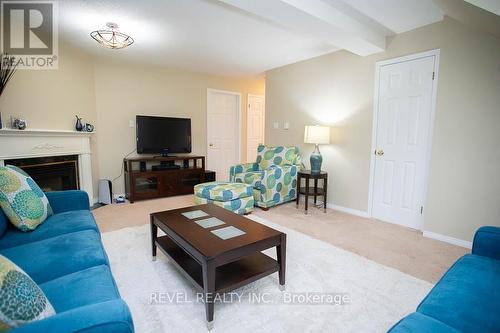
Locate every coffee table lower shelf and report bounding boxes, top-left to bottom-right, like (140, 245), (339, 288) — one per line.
(156, 236), (279, 293)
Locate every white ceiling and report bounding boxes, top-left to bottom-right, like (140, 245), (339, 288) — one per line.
(59, 0), (447, 76)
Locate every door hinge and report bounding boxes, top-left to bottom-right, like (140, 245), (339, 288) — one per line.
(420, 206), (424, 214)
(432, 72), (435, 80)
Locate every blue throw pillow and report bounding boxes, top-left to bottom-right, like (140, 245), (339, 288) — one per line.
(0, 165), (53, 231)
(0, 255), (55, 330)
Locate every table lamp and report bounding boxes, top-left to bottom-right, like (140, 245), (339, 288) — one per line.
(304, 125), (330, 173)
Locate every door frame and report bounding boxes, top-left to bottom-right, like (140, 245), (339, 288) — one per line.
(246, 93), (265, 162)
(206, 88), (242, 167)
(367, 49), (441, 230)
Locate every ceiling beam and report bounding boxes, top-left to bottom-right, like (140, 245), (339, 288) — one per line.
(216, 0), (386, 56)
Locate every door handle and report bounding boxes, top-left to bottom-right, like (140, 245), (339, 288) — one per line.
(209, 143), (214, 147)
(375, 149), (384, 156)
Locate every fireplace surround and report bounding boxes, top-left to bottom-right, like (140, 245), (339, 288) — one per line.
(0, 129), (94, 205)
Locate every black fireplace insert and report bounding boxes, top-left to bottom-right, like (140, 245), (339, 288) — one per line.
(6, 155), (79, 192)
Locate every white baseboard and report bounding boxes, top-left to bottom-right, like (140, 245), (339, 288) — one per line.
(326, 203), (370, 218)
(423, 230), (472, 249)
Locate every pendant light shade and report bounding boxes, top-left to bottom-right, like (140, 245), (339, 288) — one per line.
(90, 22), (134, 49)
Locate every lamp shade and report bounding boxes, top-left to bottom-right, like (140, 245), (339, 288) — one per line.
(304, 125), (330, 145)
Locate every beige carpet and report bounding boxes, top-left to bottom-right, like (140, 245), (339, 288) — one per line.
(93, 195), (468, 283)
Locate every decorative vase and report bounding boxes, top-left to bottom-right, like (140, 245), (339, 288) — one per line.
(75, 115), (83, 131)
(84, 123), (94, 132)
(17, 119), (26, 130)
(310, 144), (322, 174)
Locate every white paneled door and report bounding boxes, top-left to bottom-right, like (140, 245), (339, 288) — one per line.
(246, 94), (265, 163)
(207, 89), (240, 181)
(371, 53), (438, 229)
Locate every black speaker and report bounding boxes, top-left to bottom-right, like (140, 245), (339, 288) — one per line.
(140, 161), (146, 172)
(183, 159), (189, 168)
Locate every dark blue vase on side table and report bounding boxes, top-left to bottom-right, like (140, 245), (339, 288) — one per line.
(310, 144), (323, 174)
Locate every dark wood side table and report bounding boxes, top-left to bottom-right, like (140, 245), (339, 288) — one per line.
(296, 170), (328, 214)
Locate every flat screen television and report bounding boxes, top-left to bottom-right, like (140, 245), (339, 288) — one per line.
(136, 115), (191, 155)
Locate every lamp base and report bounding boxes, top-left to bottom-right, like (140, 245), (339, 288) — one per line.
(310, 145), (322, 174)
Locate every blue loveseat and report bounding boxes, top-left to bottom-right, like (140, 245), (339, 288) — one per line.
(389, 226), (500, 333)
(0, 190), (134, 332)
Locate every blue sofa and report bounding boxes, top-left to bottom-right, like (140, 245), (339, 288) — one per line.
(0, 190), (134, 332)
(389, 226), (500, 333)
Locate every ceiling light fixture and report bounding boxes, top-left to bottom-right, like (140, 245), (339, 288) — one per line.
(90, 22), (134, 49)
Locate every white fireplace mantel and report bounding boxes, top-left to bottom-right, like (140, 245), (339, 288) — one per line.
(0, 129), (94, 205)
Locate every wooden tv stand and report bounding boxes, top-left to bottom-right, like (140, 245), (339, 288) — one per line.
(124, 156), (205, 203)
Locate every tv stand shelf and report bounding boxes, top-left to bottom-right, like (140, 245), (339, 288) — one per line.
(124, 156), (205, 203)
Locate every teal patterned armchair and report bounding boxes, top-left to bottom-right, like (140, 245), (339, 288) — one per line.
(230, 145), (301, 209)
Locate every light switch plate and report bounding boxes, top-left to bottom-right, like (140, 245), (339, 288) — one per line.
(129, 120), (135, 128)
(273, 121), (279, 129)
(284, 122), (290, 130)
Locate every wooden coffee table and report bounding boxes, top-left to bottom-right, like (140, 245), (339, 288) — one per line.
(150, 204), (286, 329)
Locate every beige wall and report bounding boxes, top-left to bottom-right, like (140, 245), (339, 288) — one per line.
(94, 58), (265, 195)
(265, 16), (500, 242)
(0, 43), (100, 196)
(0, 44), (97, 130)
(0, 43), (265, 198)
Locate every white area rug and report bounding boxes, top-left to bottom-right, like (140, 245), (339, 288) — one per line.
(101, 215), (432, 333)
